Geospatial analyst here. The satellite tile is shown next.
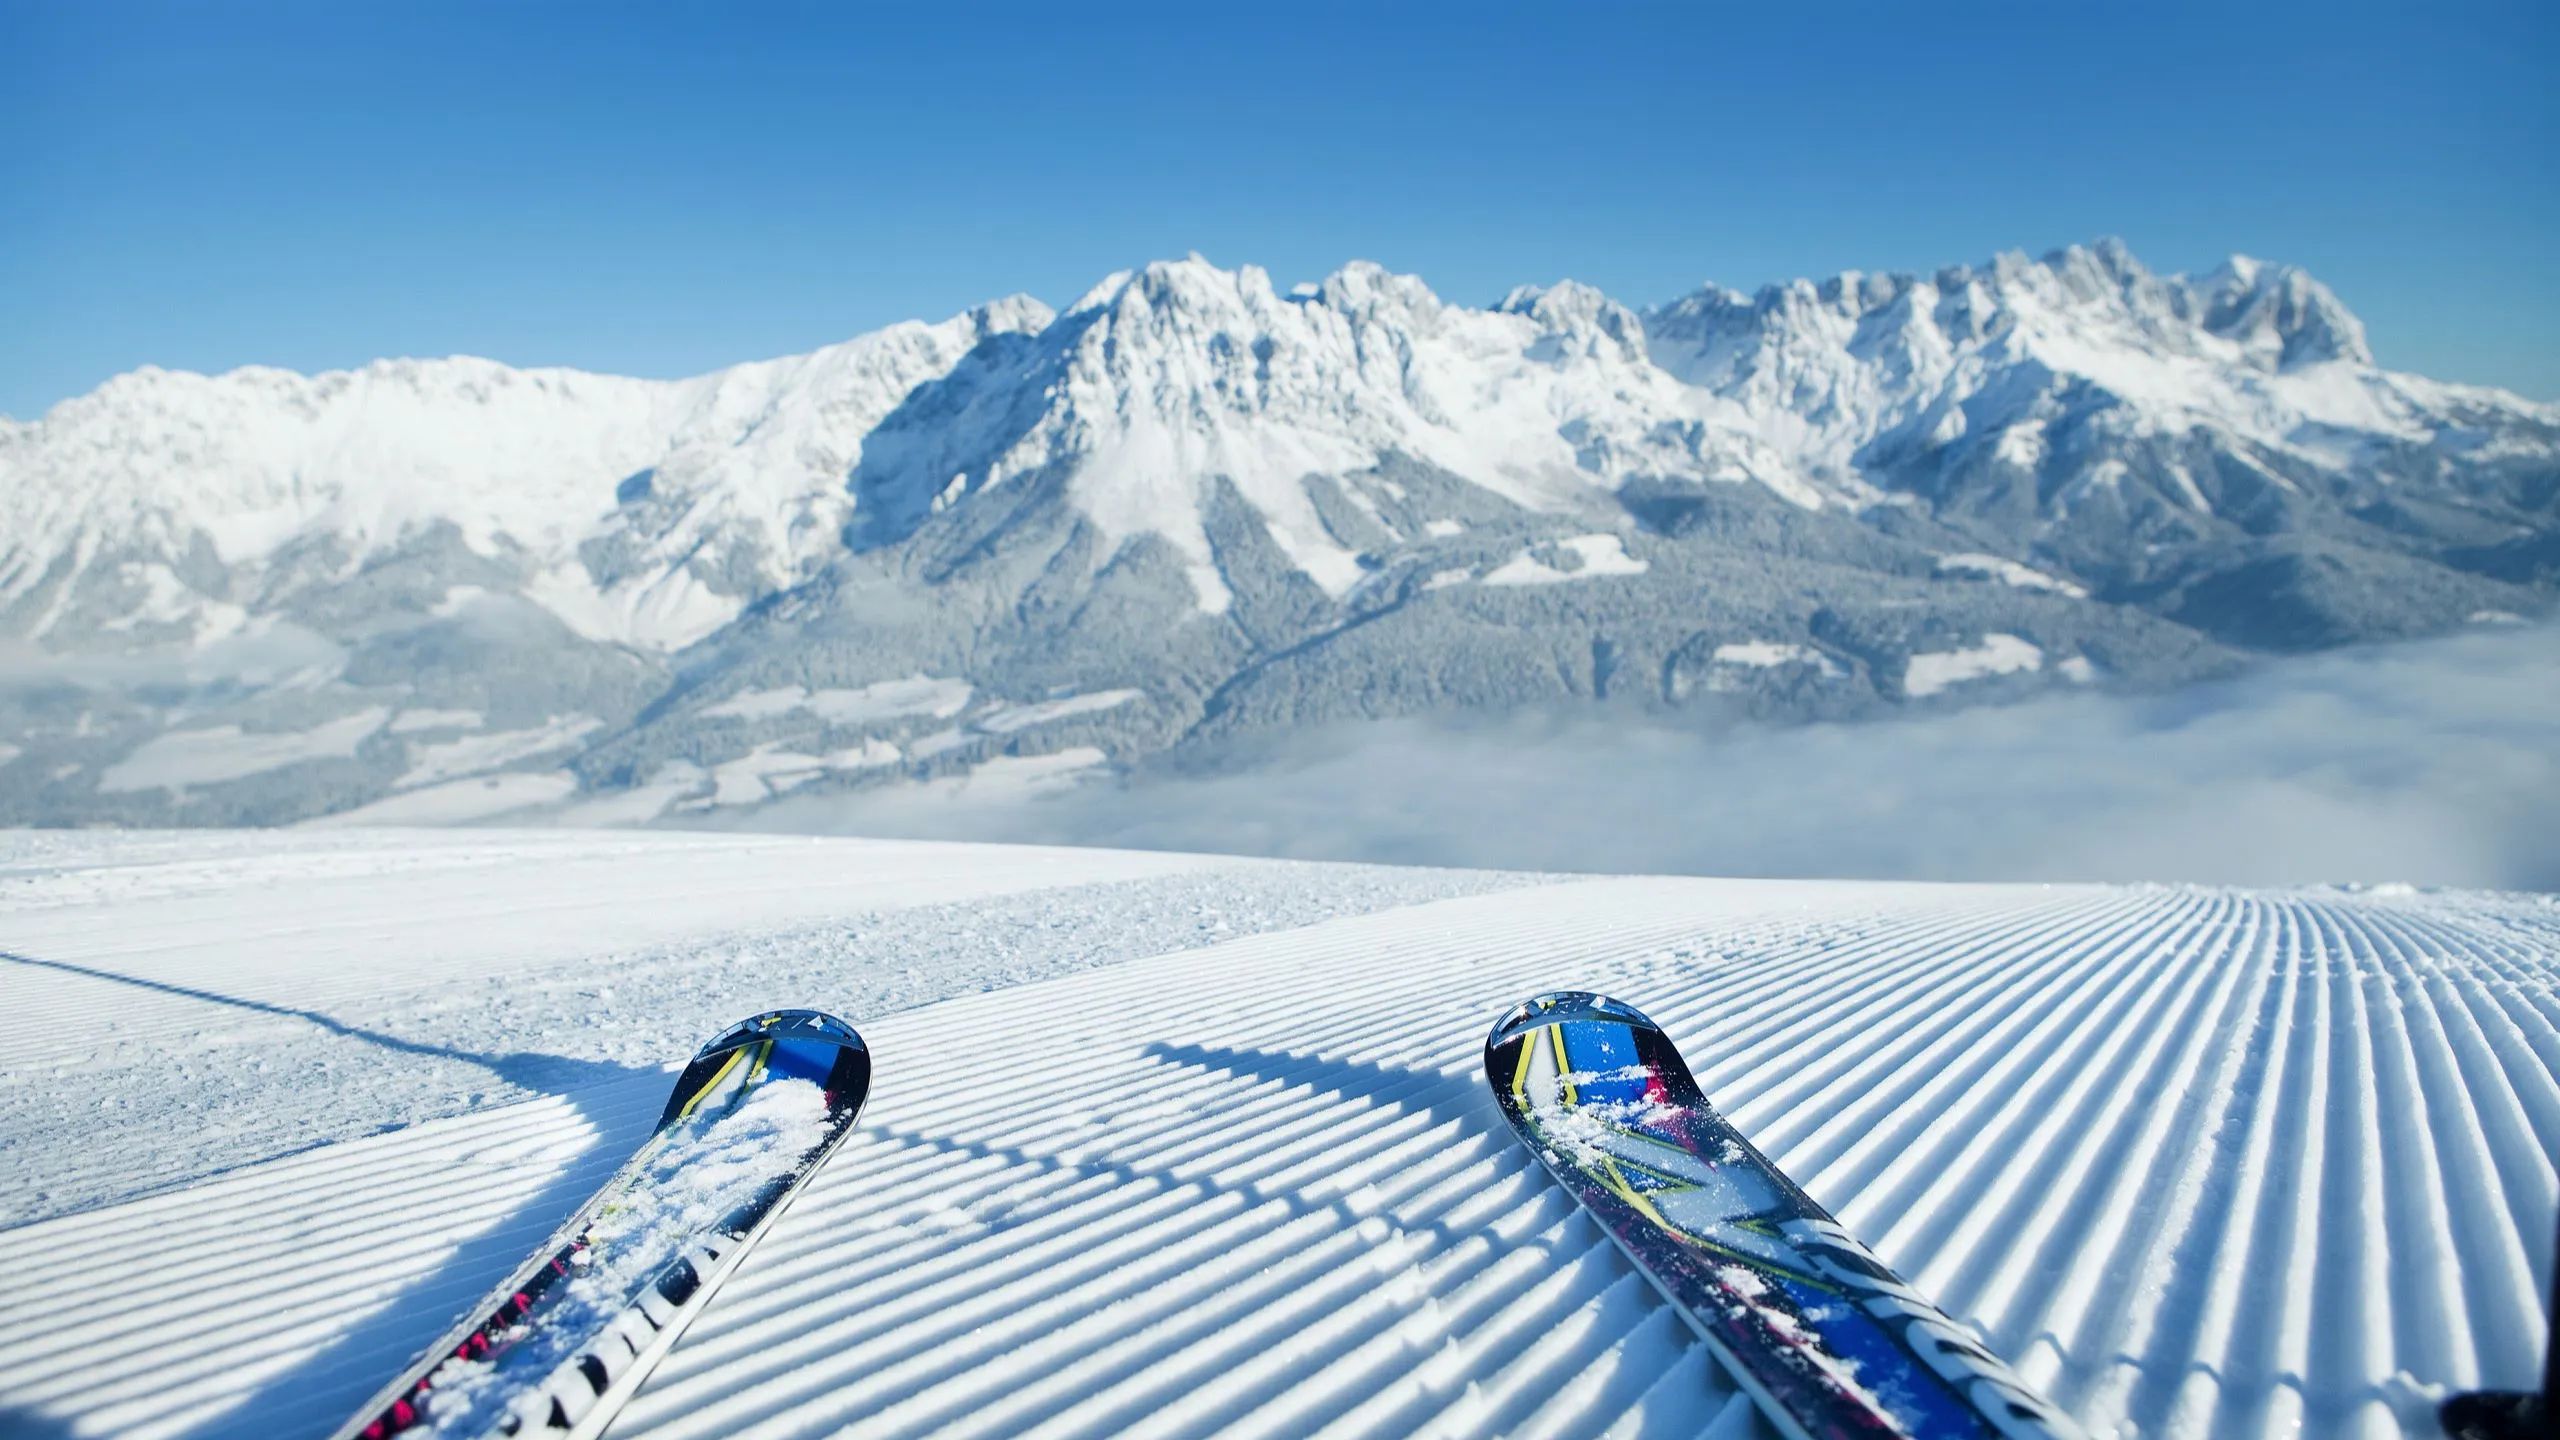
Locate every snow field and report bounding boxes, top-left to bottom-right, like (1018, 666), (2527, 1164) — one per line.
(95, 709), (393, 795)
(1480, 534), (1649, 588)
(974, 691), (1146, 735)
(0, 833), (2554, 1440)
(0, 830), (1525, 1225)
(700, 679), (974, 727)
(1934, 553), (2090, 599)
(1903, 634), (2044, 697)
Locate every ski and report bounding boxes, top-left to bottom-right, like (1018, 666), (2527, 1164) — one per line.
(1485, 990), (2080, 1440)
(2439, 1206), (2558, 1440)
(335, 1009), (872, 1440)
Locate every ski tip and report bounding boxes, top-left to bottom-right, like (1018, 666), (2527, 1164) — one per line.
(2439, 1391), (2546, 1440)
(693, 1009), (866, 1060)
(1485, 991), (1662, 1052)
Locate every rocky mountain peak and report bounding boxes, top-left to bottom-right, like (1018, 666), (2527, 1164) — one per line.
(1496, 280), (1649, 362)
(2189, 255), (2372, 369)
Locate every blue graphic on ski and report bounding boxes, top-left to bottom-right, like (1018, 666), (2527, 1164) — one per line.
(1485, 991), (2080, 1440)
(334, 1010), (871, 1440)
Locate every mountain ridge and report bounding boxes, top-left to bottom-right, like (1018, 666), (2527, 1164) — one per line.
(1, 239), (2550, 826)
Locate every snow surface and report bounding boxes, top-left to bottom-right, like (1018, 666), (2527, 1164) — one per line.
(395, 716), (600, 789)
(96, 708), (391, 794)
(0, 829), (2553, 1440)
(1712, 640), (1842, 674)
(1480, 533), (1650, 587)
(692, 742), (899, 809)
(700, 677), (973, 727)
(387, 709), (485, 735)
(312, 771), (582, 826)
(1904, 634), (2045, 697)
(906, 747), (1110, 800)
(973, 689), (1144, 734)
(1935, 553), (2091, 599)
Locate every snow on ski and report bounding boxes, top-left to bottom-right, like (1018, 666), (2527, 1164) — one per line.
(1486, 990), (2081, 1440)
(334, 1010), (872, 1440)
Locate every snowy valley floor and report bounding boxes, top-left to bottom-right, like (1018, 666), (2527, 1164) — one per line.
(0, 830), (2554, 1440)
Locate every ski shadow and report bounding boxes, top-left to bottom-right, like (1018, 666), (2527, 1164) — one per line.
(0, 949), (654, 1101)
(193, 1088), (665, 1440)
(1128, 1042), (1670, 1433)
(0, 1403), (79, 1440)
(849, 1037), (1544, 1278)
(767, 1042), (1589, 1437)
(0, 948), (664, 1439)
(860, 1037), (1513, 1244)
(1141, 1039), (1500, 1135)
(1132, 1040), (1555, 1253)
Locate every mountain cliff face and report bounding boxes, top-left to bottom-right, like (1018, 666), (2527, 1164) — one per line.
(1, 241), (2549, 825)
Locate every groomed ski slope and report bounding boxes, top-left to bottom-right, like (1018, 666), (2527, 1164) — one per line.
(0, 831), (2554, 1440)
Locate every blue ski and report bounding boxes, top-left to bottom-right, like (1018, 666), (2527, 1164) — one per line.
(1485, 991), (2080, 1440)
(335, 1010), (871, 1440)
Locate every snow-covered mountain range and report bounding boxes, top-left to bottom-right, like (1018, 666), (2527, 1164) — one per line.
(2, 240), (2551, 825)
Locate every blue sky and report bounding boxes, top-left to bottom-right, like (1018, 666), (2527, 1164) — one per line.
(4, 1), (2553, 418)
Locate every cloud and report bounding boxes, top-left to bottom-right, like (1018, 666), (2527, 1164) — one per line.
(755, 624), (2560, 890)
